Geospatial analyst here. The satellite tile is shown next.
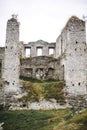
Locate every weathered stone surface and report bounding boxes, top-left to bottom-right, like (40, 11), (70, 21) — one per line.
(20, 56), (63, 80)
(56, 16), (87, 96)
(0, 16), (21, 107)
(3, 16), (20, 93)
(24, 40), (56, 57)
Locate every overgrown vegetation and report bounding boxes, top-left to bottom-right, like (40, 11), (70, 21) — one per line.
(0, 109), (87, 130)
(20, 76), (58, 83)
(19, 79), (65, 102)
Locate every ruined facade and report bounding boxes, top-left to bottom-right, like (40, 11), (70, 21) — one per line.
(20, 56), (64, 80)
(56, 17), (87, 95)
(0, 15), (87, 97)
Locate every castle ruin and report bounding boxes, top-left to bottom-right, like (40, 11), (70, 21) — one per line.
(0, 15), (87, 104)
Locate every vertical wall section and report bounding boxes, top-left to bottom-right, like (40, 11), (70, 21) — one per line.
(56, 16), (87, 96)
(65, 17), (87, 95)
(3, 16), (20, 93)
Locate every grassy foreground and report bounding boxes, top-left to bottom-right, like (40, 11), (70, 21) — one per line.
(0, 109), (87, 130)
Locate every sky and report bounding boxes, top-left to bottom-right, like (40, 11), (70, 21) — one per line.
(0, 0), (87, 46)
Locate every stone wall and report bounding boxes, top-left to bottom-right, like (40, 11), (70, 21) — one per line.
(56, 16), (87, 96)
(66, 16), (87, 96)
(2, 16), (20, 93)
(0, 47), (5, 104)
(56, 29), (67, 58)
(24, 40), (56, 57)
(19, 41), (25, 58)
(20, 56), (64, 80)
(0, 47), (4, 79)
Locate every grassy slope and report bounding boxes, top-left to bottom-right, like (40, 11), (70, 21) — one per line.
(19, 79), (65, 102)
(0, 109), (87, 130)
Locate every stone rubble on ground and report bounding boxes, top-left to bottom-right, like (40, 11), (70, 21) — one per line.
(9, 99), (71, 110)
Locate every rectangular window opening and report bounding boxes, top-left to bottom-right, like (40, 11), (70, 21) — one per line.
(37, 47), (43, 56)
(25, 48), (31, 57)
(49, 48), (55, 56)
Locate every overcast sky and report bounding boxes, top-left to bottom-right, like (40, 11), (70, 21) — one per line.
(0, 0), (87, 46)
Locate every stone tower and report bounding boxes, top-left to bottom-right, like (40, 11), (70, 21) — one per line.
(56, 16), (87, 96)
(64, 16), (87, 96)
(3, 15), (20, 93)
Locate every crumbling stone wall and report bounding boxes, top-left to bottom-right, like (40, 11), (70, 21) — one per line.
(56, 16), (87, 96)
(19, 41), (25, 58)
(0, 47), (4, 79)
(2, 16), (20, 93)
(20, 56), (64, 80)
(24, 40), (56, 57)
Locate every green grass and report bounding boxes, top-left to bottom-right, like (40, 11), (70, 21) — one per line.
(20, 76), (44, 83)
(0, 109), (87, 130)
(20, 76), (58, 83)
(19, 80), (65, 102)
(0, 109), (60, 130)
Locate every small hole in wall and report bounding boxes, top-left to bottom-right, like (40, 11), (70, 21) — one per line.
(5, 81), (9, 85)
(78, 82), (81, 86)
(81, 29), (84, 31)
(76, 41), (78, 44)
(75, 48), (77, 51)
(6, 46), (7, 49)
(13, 83), (14, 85)
(72, 84), (74, 86)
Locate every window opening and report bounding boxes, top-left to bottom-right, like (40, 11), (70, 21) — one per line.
(49, 48), (54, 55)
(37, 47), (43, 56)
(25, 48), (31, 57)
